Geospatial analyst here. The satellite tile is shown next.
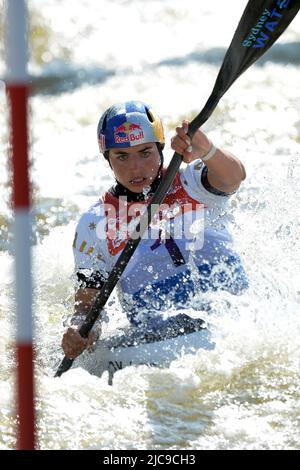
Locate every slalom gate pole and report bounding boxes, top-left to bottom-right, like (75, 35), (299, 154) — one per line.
(5, 0), (35, 449)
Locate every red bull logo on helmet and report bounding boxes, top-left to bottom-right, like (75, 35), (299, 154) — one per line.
(114, 121), (144, 144)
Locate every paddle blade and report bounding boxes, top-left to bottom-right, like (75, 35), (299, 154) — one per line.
(190, 0), (300, 133)
(218, 0), (300, 92)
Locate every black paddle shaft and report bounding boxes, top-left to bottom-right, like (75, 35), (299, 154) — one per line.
(55, 0), (300, 377)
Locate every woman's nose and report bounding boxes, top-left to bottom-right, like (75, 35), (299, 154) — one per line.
(129, 155), (143, 172)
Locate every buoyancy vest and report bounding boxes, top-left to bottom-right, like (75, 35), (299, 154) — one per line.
(73, 161), (248, 324)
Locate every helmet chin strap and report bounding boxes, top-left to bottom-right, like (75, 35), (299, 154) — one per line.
(157, 142), (164, 171)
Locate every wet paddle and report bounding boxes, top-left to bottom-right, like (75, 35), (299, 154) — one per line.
(55, 0), (300, 377)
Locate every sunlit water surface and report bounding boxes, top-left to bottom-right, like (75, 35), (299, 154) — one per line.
(0, 0), (299, 450)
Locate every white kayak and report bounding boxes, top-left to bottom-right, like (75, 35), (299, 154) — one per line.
(73, 314), (215, 384)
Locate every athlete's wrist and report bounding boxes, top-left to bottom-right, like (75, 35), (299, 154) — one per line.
(201, 141), (217, 162)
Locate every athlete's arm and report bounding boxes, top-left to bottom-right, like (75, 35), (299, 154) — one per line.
(171, 120), (246, 193)
(74, 287), (99, 315)
(65, 209), (108, 359)
(61, 288), (100, 360)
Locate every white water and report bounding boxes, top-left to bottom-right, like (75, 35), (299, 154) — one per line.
(0, 0), (300, 450)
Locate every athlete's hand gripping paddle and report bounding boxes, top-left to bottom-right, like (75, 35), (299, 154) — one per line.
(55, 0), (300, 377)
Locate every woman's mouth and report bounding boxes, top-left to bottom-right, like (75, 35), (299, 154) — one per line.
(129, 177), (147, 186)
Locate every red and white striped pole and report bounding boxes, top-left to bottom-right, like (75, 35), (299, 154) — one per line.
(5, 0), (35, 449)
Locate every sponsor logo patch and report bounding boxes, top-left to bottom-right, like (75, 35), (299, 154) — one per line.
(114, 122), (144, 144)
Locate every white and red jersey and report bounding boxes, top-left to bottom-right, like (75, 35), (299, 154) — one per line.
(73, 161), (248, 324)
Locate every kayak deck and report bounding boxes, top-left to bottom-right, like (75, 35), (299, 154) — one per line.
(74, 314), (215, 384)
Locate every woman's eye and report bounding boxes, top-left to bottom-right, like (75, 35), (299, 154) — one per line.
(143, 152), (150, 158)
(118, 155), (128, 161)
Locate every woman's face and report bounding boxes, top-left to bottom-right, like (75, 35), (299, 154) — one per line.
(108, 143), (161, 193)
